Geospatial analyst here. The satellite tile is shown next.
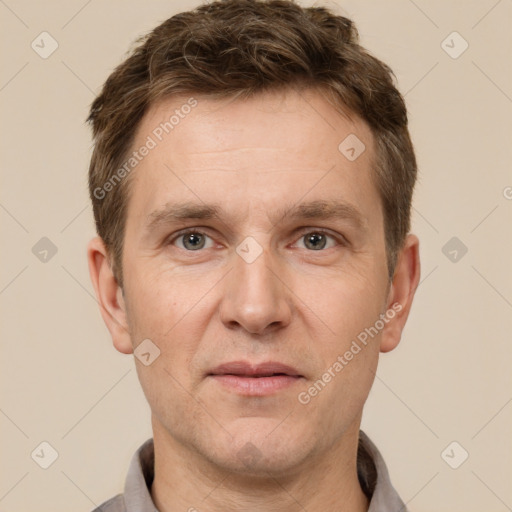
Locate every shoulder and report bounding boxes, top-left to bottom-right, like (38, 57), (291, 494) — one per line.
(91, 493), (125, 512)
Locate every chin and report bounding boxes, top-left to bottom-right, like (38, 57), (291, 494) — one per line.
(202, 417), (318, 477)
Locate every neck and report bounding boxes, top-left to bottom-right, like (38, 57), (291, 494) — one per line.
(150, 418), (369, 512)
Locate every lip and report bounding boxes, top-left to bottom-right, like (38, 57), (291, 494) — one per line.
(208, 361), (303, 396)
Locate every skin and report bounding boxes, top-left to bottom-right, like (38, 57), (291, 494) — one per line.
(88, 87), (420, 512)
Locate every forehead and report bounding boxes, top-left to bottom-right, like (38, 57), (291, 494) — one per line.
(125, 88), (380, 228)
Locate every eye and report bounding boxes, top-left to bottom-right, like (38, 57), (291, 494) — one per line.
(172, 230), (214, 251)
(293, 230), (341, 251)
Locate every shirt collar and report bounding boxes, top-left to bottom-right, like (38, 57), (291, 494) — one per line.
(123, 431), (407, 512)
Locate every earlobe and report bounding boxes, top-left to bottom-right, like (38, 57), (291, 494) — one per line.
(380, 234), (421, 353)
(87, 237), (133, 355)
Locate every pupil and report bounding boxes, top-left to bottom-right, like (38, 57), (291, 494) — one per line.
(184, 233), (204, 250)
(306, 233), (326, 250)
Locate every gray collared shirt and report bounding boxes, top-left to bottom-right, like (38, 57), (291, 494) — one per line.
(92, 431), (407, 512)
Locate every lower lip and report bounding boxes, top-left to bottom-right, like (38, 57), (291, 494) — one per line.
(210, 374), (302, 396)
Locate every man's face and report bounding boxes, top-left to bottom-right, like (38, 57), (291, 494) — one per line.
(115, 88), (394, 473)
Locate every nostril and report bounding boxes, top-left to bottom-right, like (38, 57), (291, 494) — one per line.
(226, 320), (241, 330)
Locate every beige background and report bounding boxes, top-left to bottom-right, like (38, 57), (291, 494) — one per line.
(1, 0), (511, 511)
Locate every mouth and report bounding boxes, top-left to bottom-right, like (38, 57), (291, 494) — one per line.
(207, 361), (304, 396)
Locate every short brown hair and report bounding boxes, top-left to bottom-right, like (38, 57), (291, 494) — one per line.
(88, 0), (417, 286)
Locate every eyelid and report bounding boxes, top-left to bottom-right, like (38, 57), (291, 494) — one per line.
(290, 227), (348, 248)
(167, 226), (348, 250)
(166, 227), (215, 250)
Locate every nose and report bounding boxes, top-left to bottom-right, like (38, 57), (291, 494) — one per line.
(219, 245), (292, 335)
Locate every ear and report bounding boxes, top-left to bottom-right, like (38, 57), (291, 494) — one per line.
(87, 237), (133, 354)
(380, 234), (421, 353)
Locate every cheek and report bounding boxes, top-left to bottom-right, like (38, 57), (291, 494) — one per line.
(123, 267), (213, 370)
(124, 276), (201, 413)
(296, 264), (387, 349)
(125, 261), (199, 328)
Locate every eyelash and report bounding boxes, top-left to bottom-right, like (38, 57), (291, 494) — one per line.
(295, 228), (347, 249)
(169, 229), (216, 251)
(168, 228), (347, 251)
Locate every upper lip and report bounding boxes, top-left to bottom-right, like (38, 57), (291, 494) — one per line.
(208, 361), (302, 377)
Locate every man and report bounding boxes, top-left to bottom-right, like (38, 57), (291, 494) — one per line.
(87, 0), (420, 510)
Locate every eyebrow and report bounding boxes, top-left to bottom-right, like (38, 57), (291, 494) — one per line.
(147, 202), (220, 225)
(279, 200), (365, 229)
(145, 199), (366, 232)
